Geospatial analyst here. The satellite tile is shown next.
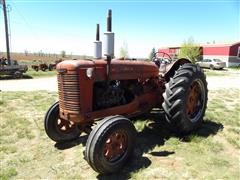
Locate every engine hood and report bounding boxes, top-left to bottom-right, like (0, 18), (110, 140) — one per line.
(57, 59), (159, 81)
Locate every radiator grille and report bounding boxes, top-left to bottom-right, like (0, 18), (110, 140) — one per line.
(58, 72), (80, 112)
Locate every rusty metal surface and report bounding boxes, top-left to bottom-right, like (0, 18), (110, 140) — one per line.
(58, 71), (80, 112)
(103, 129), (127, 162)
(163, 58), (191, 79)
(58, 70), (83, 122)
(57, 59), (159, 81)
(84, 89), (158, 122)
(56, 59), (161, 124)
(186, 81), (200, 117)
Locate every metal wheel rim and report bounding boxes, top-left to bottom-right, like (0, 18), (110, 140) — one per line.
(56, 118), (76, 134)
(103, 130), (128, 162)
(186, 79), (206, 123)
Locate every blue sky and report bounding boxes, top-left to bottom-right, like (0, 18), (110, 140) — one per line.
(0, 0), (239, 58)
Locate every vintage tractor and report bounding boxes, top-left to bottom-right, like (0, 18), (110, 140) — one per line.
(44, 10), (208, 174)
(31, 63), (48, 71)
(0, 57), (28, 78)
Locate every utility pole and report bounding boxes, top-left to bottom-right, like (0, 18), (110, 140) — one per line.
(1, 0), (11, 65)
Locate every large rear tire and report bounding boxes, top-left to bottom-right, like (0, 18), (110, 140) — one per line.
(44, 102), (81, 142)
(85, 115), (137, 174)
(162, 63), (208, 134)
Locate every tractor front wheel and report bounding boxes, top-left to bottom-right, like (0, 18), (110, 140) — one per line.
(44, 102), (81, 142)
(85, 115), (137, 174)
(162, 63), (208, 134)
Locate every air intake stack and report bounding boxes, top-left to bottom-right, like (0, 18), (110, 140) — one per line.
(93, 24), (102, 59)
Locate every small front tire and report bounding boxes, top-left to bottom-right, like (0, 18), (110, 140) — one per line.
(85, 115), (137, 174)
(44, 102), (81, 142)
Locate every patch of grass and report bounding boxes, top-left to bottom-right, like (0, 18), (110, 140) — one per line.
(24, 69), (57, 78)
(227, 127), (240, 135)
(207, 156), (230, 167)
(134, 119), (149, 132)
(226, 136), (240, 149)
(0, 145), (17, 154)
(228, 66), (240, 71)
(0, 89), (239, 179)
(0, 167), (18, 180)
(204, 69), (229, 76)
(206, 89), (240, 126)
(165, 137), (181, 146)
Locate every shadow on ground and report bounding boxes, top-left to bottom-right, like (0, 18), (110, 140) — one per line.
(55, 109), (223, 179)
(54, 135), (88, 150)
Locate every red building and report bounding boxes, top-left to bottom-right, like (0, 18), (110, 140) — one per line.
(158, 42), (240, 67)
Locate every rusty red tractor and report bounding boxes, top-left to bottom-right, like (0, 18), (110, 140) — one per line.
(44, 10), (208, 174)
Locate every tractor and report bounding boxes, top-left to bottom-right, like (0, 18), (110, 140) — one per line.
(44, 10), (208, 174)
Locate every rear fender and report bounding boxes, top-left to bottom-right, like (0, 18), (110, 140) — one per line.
(164, 58), (191, 81)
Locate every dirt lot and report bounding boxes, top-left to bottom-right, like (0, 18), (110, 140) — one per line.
(0, 76), (57, 91)
(206, 74), (240, 90)
(0, 73), (239, 91)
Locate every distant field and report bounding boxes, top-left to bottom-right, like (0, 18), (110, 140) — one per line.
(0, 89), (239, 179)
(0, 52), (89, 63)
(0, 52), (89, 78)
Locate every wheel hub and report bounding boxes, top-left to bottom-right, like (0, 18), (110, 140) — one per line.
(103, 130), (127, 162)
(186, 80), (204, 122)
(57, 119), (76, 133)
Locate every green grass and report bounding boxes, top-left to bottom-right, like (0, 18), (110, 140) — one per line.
(204, 69), (229, 77)
(24, 69), (57, 78)
(0, 89), (239, 179)
(16, 60), (57, 78)
(204, 68), (240, 77)
(228, 66), (240, 70)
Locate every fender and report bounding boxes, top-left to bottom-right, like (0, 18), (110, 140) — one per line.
(164, 58), (191, 81)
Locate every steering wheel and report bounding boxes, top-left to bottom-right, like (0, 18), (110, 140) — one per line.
(152, 51), (172, 67)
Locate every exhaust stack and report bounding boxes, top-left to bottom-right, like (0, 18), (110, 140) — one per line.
(93, 24), (102, 59)
(104, 9), (114, 57)
(104, 9), (114, 83)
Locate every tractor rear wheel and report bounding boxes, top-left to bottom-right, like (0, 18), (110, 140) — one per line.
(85, 115), (137, 174)
(44, 102), (81, 142)
(162, 63), (208, 134)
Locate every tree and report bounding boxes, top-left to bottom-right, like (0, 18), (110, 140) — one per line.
(149, 47), (156, 61)
(24, 49), (28, 56)
(38, 50), (43, 57)
(179, 37), (201, 63)
(61, 50), (66, 58)
(119, 42), (129, 59)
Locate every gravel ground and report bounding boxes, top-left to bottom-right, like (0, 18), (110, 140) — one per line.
(206, 75), (240, 90)
(0, 74), (239, 92)
(0, 76), (58, 91)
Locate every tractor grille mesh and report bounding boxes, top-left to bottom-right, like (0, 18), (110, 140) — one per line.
(57, 72), (80, 112)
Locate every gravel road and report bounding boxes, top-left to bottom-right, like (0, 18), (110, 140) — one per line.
(0, 74), (239, 92)
(206, 75), (240, 90)
(0, 76), (58, 91)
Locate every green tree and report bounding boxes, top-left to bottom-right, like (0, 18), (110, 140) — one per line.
(119, 42), (129, 59)
(179, 37), (201, 63)
(149, 47), (156, 61)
